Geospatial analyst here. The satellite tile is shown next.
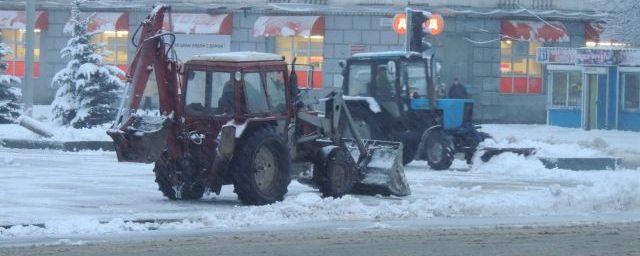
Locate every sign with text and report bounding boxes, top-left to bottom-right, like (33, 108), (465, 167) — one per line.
(537, 47), (576, 64)
(173, 34), (231, 59)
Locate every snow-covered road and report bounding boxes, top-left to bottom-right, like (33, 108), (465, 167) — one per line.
(1, 124), (640, 240)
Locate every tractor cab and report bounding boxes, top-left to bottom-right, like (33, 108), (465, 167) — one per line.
(340, 51), (442, 164)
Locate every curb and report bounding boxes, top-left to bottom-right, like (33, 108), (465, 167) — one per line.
(0, 139), (114, 151)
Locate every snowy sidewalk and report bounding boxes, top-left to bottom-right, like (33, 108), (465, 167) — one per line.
(1, 144), (639, 239)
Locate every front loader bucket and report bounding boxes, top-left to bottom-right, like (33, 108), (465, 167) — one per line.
(346, 140), (411, 197)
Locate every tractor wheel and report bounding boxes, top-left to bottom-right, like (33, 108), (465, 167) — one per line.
(424, 130), (455, 171)
(314, 147), (356, 198)
(153, 152), (205, 200)
(230, 127), (291, 206)
(401, 131), (419, 165)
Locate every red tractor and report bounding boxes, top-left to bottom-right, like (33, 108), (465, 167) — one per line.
(108, 5), (409, 205)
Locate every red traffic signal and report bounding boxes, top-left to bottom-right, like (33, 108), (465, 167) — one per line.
(426, 14), (444, 36)
(393, 13), (407, 35)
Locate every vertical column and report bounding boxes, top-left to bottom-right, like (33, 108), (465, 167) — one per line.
(24, 0), (36, 116)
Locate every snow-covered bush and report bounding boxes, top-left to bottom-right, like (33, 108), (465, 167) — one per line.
(0, 34), (22, 124)
(51, 0), (124, 128)
(597, 0), (640, 46)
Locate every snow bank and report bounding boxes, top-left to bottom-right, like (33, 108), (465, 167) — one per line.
(480, 124), (640, 159)
(0, 105), (110, 141)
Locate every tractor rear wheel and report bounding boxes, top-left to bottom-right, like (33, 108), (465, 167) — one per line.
(401, 131), (419, 165)
(153, 152), (205, 200)
(314, 147), (356, 198)
(424, 130), (455, 171)
(230, 127), (291, 206)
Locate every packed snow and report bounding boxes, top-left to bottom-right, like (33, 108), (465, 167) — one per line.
(0, 124), (639, 240)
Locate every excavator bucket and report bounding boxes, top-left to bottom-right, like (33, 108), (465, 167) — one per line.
(345, 139), (411, 197)
(108, 115), (169, 163)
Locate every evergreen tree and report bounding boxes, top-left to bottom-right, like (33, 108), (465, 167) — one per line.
(51, 0), (124, 128)
(598, 0), (640, 46)
(0, 34), (22, 124)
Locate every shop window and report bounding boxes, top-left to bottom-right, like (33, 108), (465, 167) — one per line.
(500, 40), (542, 94)
(276, 35), (323, 88)
(551, 71), (582, 107)
(621, 73), (640, 111)
(1, 29), (40, 77)
(93, 31), (128, 72)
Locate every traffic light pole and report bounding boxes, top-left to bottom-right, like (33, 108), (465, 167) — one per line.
(24, 0), (36, 117)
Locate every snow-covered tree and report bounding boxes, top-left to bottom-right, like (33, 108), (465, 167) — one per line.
(0, 34), (22, 124)
(597, 0), (640, 46)
(51, 0), (124, 128)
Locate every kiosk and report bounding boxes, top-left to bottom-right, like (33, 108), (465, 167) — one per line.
(537, 47), (640, 131)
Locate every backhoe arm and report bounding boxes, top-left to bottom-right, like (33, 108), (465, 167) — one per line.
(109, 5), (182, 163)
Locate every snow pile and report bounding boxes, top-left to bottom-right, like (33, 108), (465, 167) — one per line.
(0, 105), (110, 141)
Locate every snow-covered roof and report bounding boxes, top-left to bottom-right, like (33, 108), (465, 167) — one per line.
(189, 52), (284, 62)
(351, 51), (422, 59)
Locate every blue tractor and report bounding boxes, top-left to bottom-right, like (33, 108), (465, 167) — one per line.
(340, 51), (491, 170)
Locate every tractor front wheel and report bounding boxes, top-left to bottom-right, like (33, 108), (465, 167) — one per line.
(230, 127), (291, 206)
(314, 147), (356, 198)
(153, 152), (205, 200)
(424, 131), (455, 171)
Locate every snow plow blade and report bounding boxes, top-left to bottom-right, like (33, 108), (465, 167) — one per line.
(479, 147), (537, 162)
(346, 140), (411, 197)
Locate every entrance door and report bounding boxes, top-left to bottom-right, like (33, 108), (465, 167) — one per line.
(583, 71), (607, 130)
(585, 74), (599, 129)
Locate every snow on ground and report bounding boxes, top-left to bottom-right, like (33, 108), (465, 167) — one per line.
(480, 124), (640, 167)
(0, 105), (110, 141)
(1, 124), (639, 239)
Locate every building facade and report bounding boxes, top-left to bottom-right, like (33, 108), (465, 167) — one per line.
(0, 0), (604, 123)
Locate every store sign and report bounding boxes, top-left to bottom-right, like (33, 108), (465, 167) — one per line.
(619, 50), (640, 66)
(576, 48), (618, 66)
(537, 47), (576, 64)
(172, 34), (231, 59)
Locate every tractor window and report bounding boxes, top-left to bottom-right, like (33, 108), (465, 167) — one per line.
(374, 64), (395, 97)
(186, 71), (208, 114)
(348, 64), (371, 96)
(185, 70), (234, 116)
(403, 62), (428, 98)
(244, 72), (269, 114)
(265, 71), (288, 114)
(211, 72), (235, 115)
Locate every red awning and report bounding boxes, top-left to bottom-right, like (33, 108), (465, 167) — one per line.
(501, 20), (569, 43)
(253, 16), (324, 37)
(163, 13), (232, 35)
(585, 22), (605, 42)
(0, 10), (48, 30)
(64, 12), (128, 33)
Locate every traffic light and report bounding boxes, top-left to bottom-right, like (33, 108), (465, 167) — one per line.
(405, 10), (444, 53)
(406, 10), (428, 53)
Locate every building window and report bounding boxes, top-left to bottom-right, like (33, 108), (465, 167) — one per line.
(276, 35), (323, 88)
(93, 30), (128, 72)
(551, 71), (582, 107)
(500, 40), (542, 94)
(621, 73), (640, 111)
(1, 29), (40, 77)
